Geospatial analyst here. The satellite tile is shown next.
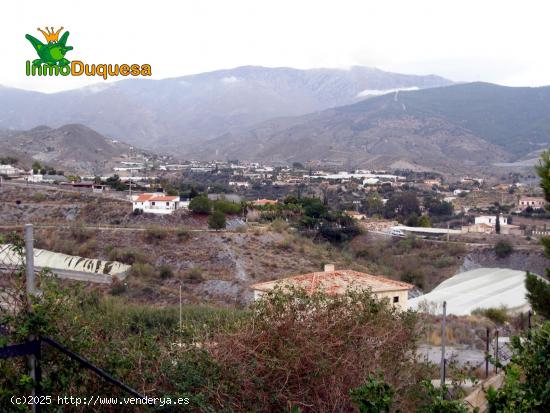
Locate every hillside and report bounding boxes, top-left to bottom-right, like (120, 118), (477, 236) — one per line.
(0, 124), (139, 174)
(0, 66), (452, 151)
(193, 82), (550, 174)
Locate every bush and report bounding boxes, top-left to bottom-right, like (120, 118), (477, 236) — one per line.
(487, 322), (550, 411)
(184, 267), (204, 283)
(158, 264), (174, 279)
(472, 306), (509, 324)
(144, 225), (168, 243)
(130, 263), (156, 278)
(189, 195), (211, 214)
(176, 228), (190, 241)
(350, 374), (394, 413)
(212, 199), (241, 215)
(207, 287), (423, 412)
(208, 211), (226, 230)
(495, 240), (513, 258)
(108, 248), (147, 265)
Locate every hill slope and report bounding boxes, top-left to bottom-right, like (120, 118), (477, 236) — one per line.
(0, 124), (138, 174)
(192, 82), (550, 173)
(0, 66), (452, 151)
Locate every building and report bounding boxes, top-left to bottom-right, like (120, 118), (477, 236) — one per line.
(518, 197), (546, 211)
(408, 268), (545, 315)
(250, 264), (414, 310)
(344, 210), (367, 220)
(474, 215), (508, 226)
(132, 193), (182, 214)
(0, 164), (24, 177)
(253, 199), (278, 206)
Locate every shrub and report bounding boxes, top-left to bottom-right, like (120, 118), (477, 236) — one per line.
(350, 374), (394, 413)
(158, 264), (174, 279)
(176, 228), (190, 241)
(184, 267), (204, 283)
(108, 248), (147, 265)
(486, 322), (550, 411)
(208, 211), (226, 230)
(110, 279), (127, 295)
(208, 287), (423, 412)
(495, 240), (513, 258)
(472, 306), (509, 324)
(130, 263), (156, 278)
(270, 218), (289, 233)
(144, 225), (168, 242)
(69, 222), (92, 243)
(212, 199), (241, 215)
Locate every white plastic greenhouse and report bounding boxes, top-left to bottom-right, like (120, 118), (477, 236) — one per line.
(408, 267), (544, 315)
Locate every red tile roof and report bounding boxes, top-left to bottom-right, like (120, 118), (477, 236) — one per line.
(254, 199), (279, 205)
(134, 194), (179, 202)
(250, 270), (414, 295)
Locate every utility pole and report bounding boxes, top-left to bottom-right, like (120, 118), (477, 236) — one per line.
(25, 224), (40, 413)
(440, 301), (447, 387)
(485, 328), (490, 378)
(494, 330), (499, 374)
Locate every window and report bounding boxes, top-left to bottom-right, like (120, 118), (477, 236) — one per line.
(166, 202), (169, 206)
(393, 296), (399, 303)
(152, 202), (156, 206)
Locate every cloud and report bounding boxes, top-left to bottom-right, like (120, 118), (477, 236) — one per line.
(356, 86), (419, 98)
(221, 76), (242, 84)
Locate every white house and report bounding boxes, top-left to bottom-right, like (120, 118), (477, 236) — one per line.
(132, 193), (183, 215)
(474, 215), (508, 226)
(0, 165), (24, 177)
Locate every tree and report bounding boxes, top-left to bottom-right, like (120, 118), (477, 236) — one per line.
(495, 211), (501, 234)
(384, 192), (420, 220)
(418, 215), (431, 228)
(526, 149), (550, 318)
(525, 272), (550, 319)
(189, 195), (211, 214)
(487, 323), (550, 411)
(208, 211), (226, 230)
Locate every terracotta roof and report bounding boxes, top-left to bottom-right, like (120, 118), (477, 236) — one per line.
(250, 270), (414, 295)
(254, 199), (278, 205)
(134, 194), (179, 202)
(135, 194), (155, 202)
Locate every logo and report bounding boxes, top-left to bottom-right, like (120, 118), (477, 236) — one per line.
(25, 26), (151, 79)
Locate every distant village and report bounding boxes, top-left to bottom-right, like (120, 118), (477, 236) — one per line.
(1, 154), (546, 243)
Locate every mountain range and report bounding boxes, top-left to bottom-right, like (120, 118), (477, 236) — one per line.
(0, 66), (452, 151)
(192, 82), (550, 173)
(1, 66), (550, 174)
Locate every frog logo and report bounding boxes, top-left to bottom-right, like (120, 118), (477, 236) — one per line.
(25, 26), (73, 67)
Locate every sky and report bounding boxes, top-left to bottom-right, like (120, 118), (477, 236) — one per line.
(2, 0), (550, 93)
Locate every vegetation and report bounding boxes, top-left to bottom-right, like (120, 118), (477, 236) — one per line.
(526, 148), (550, 319)
(495, 240), (513, 258)
(0, 239), (471, 412)
(472, 306), (509, 325)
(489, 149), (550, 411)
(207, 210), (226, 230)
(486, 323), (550, 412)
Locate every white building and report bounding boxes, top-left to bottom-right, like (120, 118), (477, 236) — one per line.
(132, 193), (183, 215)
(474, 215), (508, 226)
(408, 268), (544, 315)
(0, 165), (24, 177)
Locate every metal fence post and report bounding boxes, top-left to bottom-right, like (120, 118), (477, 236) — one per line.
(485, 328), (490, 378)
(24, 224), (40, 413)
(440, 301), (447, 387)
